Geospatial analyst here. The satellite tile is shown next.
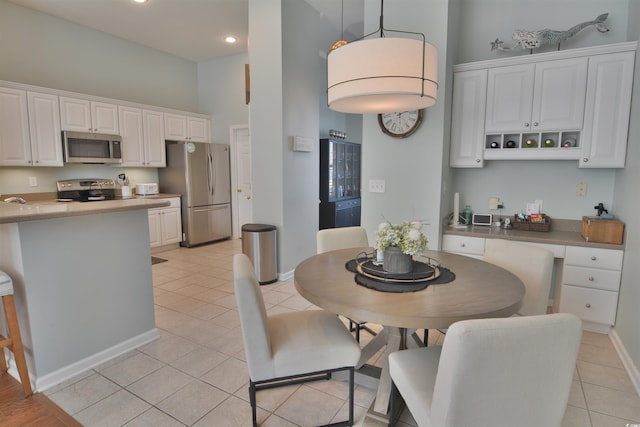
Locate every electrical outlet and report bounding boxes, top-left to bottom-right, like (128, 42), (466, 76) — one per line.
(489, 197), (499, 210)
(29, 176), (38, 187)
(369, 179), (386, 193)
(576, 182), (587, 197)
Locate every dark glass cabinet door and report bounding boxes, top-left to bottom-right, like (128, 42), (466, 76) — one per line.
(320, 139), (362, 229)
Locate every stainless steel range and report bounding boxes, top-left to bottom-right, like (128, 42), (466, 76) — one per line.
(56, 179), (117, 202)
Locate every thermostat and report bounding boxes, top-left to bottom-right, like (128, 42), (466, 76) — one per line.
(472, 213), (493, 226)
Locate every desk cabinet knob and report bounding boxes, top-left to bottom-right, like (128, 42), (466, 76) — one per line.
(588, 276), (595, 281)
(586, 303), (591, 308)
(460, 243), (466, 247)
(591, 256), (597, 261)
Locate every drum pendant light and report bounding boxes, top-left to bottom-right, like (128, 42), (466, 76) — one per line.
(327, 0), (438, 114)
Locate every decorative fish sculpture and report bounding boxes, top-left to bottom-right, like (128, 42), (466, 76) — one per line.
(491, 13), (609, 52)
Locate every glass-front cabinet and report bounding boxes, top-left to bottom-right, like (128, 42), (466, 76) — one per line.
(319, 138), (361, 229)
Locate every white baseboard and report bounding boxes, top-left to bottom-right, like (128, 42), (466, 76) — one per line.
(31, 328), (160, 393)
(609, 328), (640, 396)
(278, 269), (294, 282)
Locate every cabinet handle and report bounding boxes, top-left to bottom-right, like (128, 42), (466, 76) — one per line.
(588, 276), (595, 281)
(460, 243), (466, 247)
(591, 256), (597, 261)
(524, 122), (530, 127)
(585, 303), (591, 308)
(583, 158), (589, 162)
(476, 159), (481, 163)
(533, 122), (539, 127)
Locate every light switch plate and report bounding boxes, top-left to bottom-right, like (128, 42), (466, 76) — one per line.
(369, 179), (386, 193)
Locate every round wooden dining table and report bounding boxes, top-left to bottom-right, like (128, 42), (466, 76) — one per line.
(294, 247), (525, 417)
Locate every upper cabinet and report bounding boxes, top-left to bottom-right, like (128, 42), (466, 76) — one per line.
(60, 97), (119, 134)
(450, 69), (487, 168)
(485, 58), (587, 133)
(118, 106), (165, 167)
(450, 42), (636, 168)
(0, 88), (63, 167)
(580, 51), (635, 168)
(164, 113), (211, 143)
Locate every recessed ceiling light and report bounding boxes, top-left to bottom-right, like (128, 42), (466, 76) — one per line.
(133, 0), (147, 3)
(225, 36), (237, 44)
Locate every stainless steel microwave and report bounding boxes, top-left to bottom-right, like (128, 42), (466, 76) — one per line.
(62, 131), (122, 164)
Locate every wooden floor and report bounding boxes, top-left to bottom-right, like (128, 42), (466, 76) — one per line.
(0, 372), (81, 427)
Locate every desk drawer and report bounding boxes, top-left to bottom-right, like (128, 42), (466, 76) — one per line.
(442, 235), (485, 257)
(563, 265), (621, 291)
(565, 246), (623, 270)
(559, 285), (618, 325)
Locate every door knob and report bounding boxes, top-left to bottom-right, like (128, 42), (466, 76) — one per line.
(237, 188), (242, 192)
(246, 196), (251, 200)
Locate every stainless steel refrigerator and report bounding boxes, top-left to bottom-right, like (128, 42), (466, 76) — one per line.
(159, 141), (231, 247)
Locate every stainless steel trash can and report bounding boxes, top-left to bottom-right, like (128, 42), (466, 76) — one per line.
(241, 224), (277, 284)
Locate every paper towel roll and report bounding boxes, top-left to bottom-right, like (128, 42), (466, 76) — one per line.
(453, 192), (460, 225)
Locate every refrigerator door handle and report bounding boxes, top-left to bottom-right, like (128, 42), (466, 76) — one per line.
(207, 152), (213, 197)
(211, 152), (217, 196)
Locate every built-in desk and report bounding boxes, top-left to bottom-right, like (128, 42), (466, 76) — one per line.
(442, 220), (624, 333)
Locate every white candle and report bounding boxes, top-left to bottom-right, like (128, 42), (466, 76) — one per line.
(453, 192), (460, 225)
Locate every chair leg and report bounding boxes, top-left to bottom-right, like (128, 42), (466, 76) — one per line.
(2, 295), (32, 397)
(389, 380), (398, 427)
(249, 381), (258, 427)
(355, 324), (360, 343)
(423, 328), (429, 346)
(348, 367), (354, 426)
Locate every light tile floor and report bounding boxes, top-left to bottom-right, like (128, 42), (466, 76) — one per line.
(44, 239), (640, 426)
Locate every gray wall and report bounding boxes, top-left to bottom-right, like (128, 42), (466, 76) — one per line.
(0, 0), (199, 195)
(614, 0), (640, 390)
(197, 53), (250, 144)
(0, 0), (198, 111)
(359, 0), (450, 249)
(450, 0), (630, 220)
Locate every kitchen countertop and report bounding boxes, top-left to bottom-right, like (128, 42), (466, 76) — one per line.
(443, 219), (624, 250)
(0, 197), (171, 224)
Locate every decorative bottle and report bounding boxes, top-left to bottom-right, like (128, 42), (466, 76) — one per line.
(463, 205), (472, 225)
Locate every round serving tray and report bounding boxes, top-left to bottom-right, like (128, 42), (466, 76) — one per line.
(357, 260), (439, 282)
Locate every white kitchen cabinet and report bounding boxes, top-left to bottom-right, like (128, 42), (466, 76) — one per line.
(450, 69), (487, 168)
(451, 42), (635, 167)
(442, 235), (485, 259)
(579, 51), (635, 168)
(143, 110), (166, 166)
(148, 197), (182, 250)
(0, 87), (31, 166)
(485, 57), (587, 133)
(164, 113), (211, 142)
(60, 96), (119, 134)
(0, 88), (62, 167)
(119, 106), (165, 167)
(559, 246), (623, 331)
(26, 91), (63, 166)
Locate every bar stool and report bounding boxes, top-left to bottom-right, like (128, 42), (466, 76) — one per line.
(0, 270), (33, 397)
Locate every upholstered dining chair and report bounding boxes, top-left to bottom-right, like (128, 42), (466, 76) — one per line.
(436, 239), (554, 341)
(389, 313), (582, 427)
(483, 238), (554, 316)
(317, 226), (377, 342)
(233, 254), (361, 427)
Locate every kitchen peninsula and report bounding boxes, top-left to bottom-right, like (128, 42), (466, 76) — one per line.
(0, 198), (169, 391)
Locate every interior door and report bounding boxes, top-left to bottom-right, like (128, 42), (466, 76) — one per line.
(232, 125), (252, 238)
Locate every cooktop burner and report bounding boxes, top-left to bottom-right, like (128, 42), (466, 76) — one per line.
(56, 179), (117, 202)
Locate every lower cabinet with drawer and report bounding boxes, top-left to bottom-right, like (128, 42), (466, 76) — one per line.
(441, 235), (485, 259)
(148, 197), (182, 252)
(559, 246), (623, 332)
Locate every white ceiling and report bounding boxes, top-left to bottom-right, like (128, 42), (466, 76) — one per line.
(8, 0), (363, 62)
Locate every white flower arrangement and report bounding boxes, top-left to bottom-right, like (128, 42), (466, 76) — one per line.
(374, 221), (428, 256)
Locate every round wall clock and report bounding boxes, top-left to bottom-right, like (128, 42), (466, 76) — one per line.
(378, 109), (424, 138)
